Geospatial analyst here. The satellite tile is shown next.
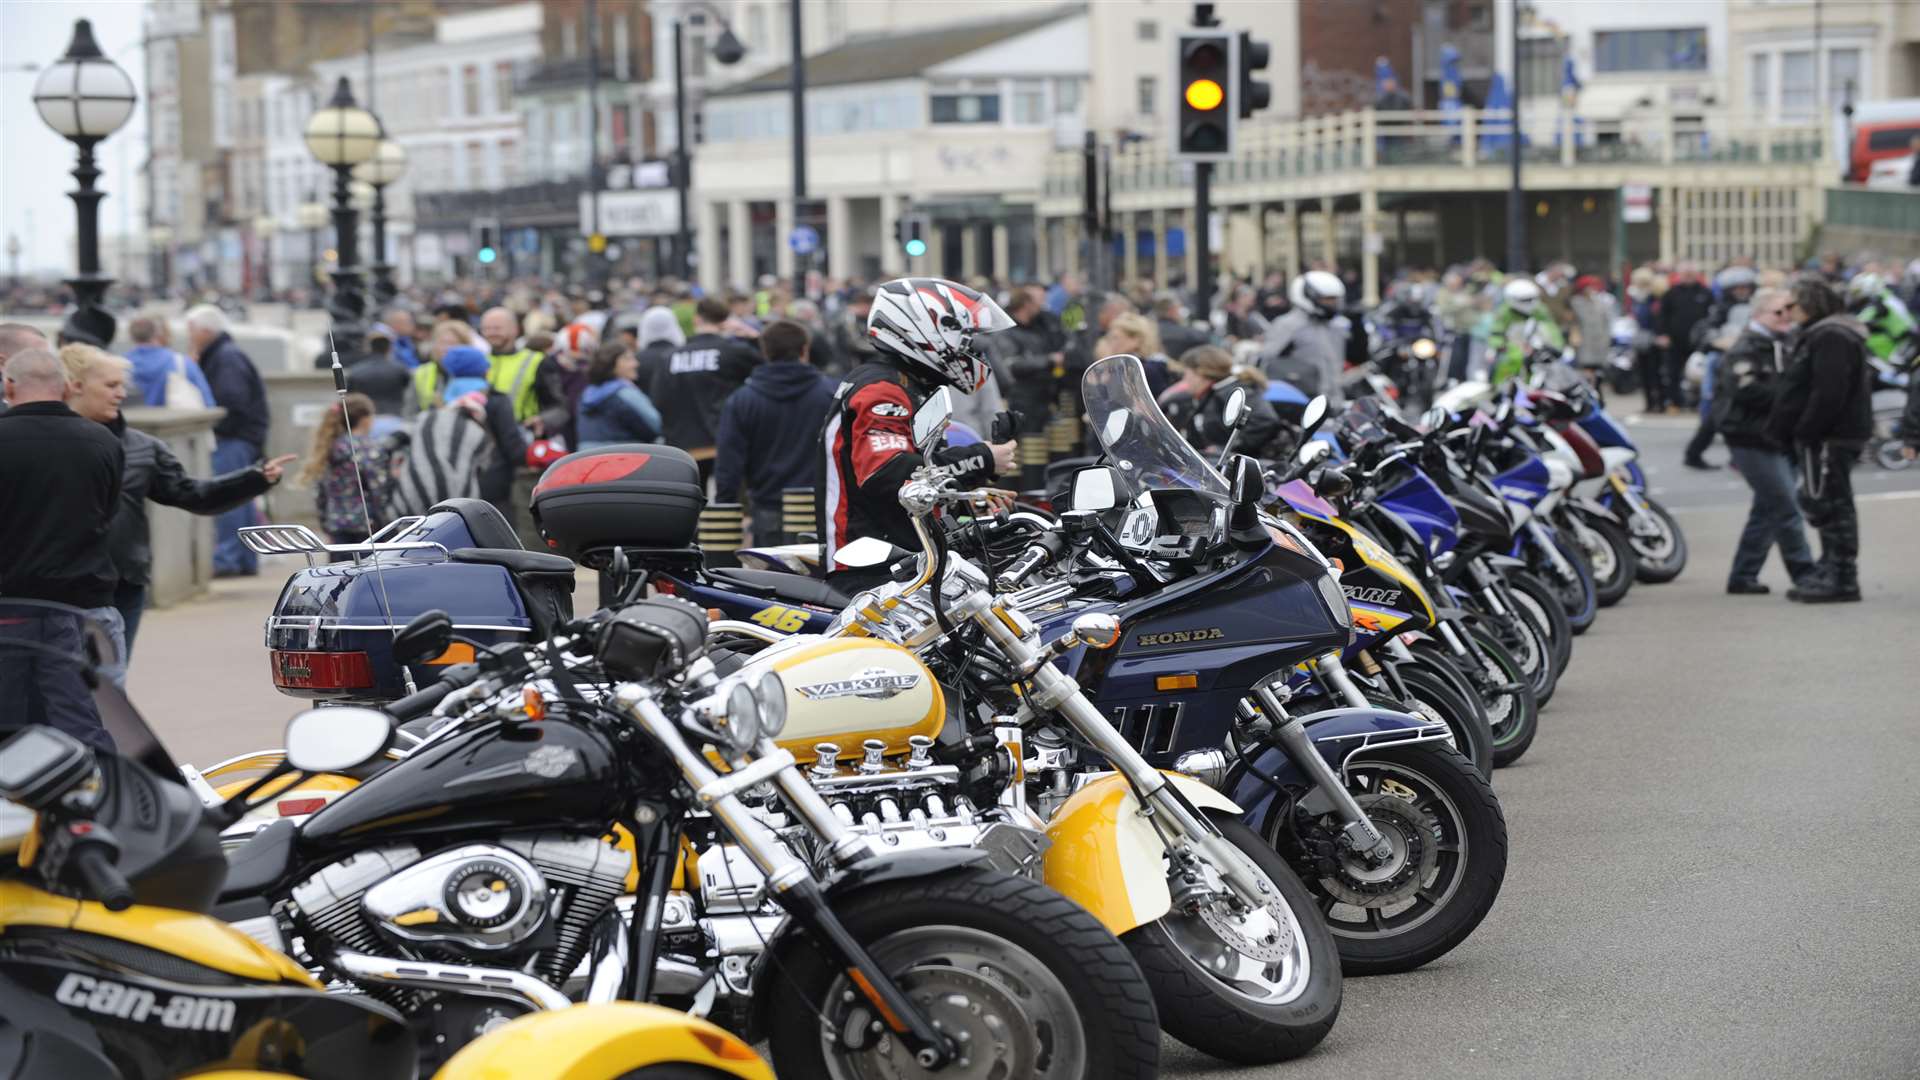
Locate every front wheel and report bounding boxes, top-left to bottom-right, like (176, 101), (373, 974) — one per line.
(1626, 497), (1689, 583)
(1273, 745), (1508, 975)
(1572, 512), (1638, 608)
(1542, 531), (1598, 634)
(764, 867), (1160, 1080)
(1124, 810), (1342, 1064)
(1468, 630), (1540, 767)
(1503, 570), (1574, 693)
(1391, 657), (1494, 779)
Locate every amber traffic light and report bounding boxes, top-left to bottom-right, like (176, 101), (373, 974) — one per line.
(1175, 30), (1234, 159)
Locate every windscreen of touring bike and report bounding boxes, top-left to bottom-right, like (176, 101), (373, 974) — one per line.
(1082, 353), (1231, 503)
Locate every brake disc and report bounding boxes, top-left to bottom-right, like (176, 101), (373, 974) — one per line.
(1320, 791), (1438, 907)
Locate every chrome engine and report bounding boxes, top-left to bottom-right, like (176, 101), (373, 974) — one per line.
(287, 832), (632, 1013)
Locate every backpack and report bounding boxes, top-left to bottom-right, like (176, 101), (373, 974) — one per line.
(388, 405), (495, 519)
(161, 352), (211, 409)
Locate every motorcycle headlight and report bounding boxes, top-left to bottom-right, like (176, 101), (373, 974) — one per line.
(756, 671), (787, 740)
(722, 682), (763, 753)
(1411, 338), (1438, 360)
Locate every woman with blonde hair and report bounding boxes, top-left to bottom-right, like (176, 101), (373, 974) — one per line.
(1095, 311), (1175, 397)
(59, 343), (290, 655)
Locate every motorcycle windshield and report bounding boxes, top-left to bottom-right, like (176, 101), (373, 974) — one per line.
(1083, 353), (1229, 502)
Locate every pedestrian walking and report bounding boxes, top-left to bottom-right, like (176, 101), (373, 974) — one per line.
(0, 347), (124, 749)
(1713, 288), (1818, 595)
(124, 315), (214, 408)
(61, 343), (290, 652)
(650, 296), (761, 484)
(576, 342), (662, 449)
(346, 324), (411, 419)
(1767, 278), (1875, 603)
(299, 391), (390, 546)
(1658, 264), (1715, 437)
(713, 320), (837, 545)
(185, 305), (271, 577)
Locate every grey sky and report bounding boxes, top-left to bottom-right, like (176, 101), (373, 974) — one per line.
(2, 0), (148, 278)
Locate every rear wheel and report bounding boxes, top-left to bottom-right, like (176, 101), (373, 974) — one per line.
(765, 868), (1160, 1080)
(1125, 810), (1343, 1064)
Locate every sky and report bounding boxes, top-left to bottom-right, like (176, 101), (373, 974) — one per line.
(2, 0), (149, 278)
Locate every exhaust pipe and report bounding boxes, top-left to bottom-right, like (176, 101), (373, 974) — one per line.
(332, 949), (572, 1011)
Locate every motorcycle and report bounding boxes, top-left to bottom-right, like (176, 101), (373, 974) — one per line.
(202, 597), (1162, 1078)
(0, 600), (772, 1080)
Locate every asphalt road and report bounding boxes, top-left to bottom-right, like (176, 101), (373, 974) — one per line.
(127, 419), (1920, 1080)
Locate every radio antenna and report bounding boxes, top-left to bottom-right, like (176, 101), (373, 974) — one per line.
(329, 327), (415, 693)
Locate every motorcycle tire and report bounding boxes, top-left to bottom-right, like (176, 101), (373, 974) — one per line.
(1390, 660), (1494, 779)
(764, 866), (1160, 1080)
(1542, 533), (1597, 635)
(1125, 810), (1343, 1064)
(1628, 497), (1689, 584)
(1467, 630), (1540, 767)
(1280, 744), (1508, 976)
(1501, 571), (1572, 701)
(1574, 513), (1638, 608)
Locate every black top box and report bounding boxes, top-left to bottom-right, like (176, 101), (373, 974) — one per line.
(531, 444), (706, 559)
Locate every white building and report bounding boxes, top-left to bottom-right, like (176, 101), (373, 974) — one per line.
(694, 6), (1090, 291)
(1496, 0), (1730, 120)
(1728, 0), (1920, 125)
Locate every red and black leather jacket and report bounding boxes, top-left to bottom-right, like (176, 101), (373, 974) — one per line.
(817, 360), (993, 572)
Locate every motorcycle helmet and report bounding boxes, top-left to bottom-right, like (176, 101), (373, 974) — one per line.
(1715, 266), (1758, 293)
(1845, 271), (1885, 310)
(867, 277), (1013, 393)
(1503, 278), (1542, 315)
(1289, 271), (1346, 318)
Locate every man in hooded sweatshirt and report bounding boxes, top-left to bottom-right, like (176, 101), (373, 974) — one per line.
(650, 296), (760, 483)
(713, 320), (836, 544)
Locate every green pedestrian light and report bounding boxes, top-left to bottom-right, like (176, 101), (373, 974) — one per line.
(904, 237), (927, 258)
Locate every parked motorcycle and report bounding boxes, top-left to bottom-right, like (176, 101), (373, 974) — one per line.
(0, 600), (773, 1080)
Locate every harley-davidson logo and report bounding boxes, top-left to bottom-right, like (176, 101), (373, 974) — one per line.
(795, 667), (921, 701)
(275, 656), (311, 681)
(1135, 628), (1225, 647)
(1342, 585), (1404, 606)
(524, 745), (579, 779)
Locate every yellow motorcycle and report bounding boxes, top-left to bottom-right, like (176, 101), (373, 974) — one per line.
(0, 601), (769, 1080)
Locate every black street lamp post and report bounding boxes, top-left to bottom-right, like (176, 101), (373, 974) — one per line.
(353, 137), (408, 306)
(672, 4), (746, 281)
(304, 76), (380, 355)
(32, 19), (137, 346)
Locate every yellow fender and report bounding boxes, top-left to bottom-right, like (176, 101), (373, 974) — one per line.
(1041, 773), (1243, 936)
(431, 1002), (772, 1080)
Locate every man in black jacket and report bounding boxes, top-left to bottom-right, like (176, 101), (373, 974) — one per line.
(713, 321), (837, 544)
(989, 289), (1058, 488)
(1656, 265), (1715, 425)
(1766, 278), (1875, 603)
(649, 296), (760, 483)
(186, 304), (272, 576)
(1712, 288), (1816, 595)
(62, 344), (291, 651)
(0, 348), (123, 749)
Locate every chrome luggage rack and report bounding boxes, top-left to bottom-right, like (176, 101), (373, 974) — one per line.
(238, 516), (449, 568)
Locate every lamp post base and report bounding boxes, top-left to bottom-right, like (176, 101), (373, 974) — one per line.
(61, 272), (118, 346)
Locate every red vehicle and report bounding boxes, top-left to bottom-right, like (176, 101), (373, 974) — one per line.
(1844, 99), (1920, 183)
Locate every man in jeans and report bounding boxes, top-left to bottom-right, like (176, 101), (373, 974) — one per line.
(1767, 278), (1875, 603)
(185, 305), (271, 576)
(0, 348), (125, 750)
(1713, 287), (1816, 595)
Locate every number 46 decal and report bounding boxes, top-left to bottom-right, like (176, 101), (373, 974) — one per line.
(748, 604), (811, 633)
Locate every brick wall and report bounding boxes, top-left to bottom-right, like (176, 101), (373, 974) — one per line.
(1297, 0), (1424, 116)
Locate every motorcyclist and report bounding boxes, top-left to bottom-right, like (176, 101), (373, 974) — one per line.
(1489, 278), (1566, 384)
(1162, 345), (1283, 461)
(1259, 271), (1360, 405)
(818, 277), (1019, 590)
(1843, 271), (1917, 372)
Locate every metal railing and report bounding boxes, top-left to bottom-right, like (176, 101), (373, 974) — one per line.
(1044, 107), (1829, 199)
(1826, 184), (1920, 233)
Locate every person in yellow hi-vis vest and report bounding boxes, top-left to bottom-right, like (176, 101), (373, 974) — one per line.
(408, 309), (565, 433)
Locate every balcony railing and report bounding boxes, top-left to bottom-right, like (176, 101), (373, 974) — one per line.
(1043, 107), (1830, 199)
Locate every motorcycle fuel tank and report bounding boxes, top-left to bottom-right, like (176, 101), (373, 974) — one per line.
(734, 637), (945, 762)
(298, 717), (625, 855)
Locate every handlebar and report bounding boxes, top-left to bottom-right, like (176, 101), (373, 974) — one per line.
(995, 531), (1069, 591)
(384, 662), (480, 722)
(71, 840), (133, 911)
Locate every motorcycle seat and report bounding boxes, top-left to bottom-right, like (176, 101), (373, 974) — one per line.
(219, 818), (296, 903)
(448, 549), (577, 637)
(709, 566), (851, 609)
(430, 497), (524, 551)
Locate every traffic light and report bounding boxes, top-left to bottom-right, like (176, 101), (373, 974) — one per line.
(475, 222), (498, 266)
(895, 214), (927, 258)
(1175, 29), (1235, 160)
(1238, 30), (1271, 119)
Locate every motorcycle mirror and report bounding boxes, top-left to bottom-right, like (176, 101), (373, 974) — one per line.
(1422, 405), (1449, 432)
(391, 609), (454, 666)
(834, 536), (897, 569)
(1310, 463), (1355, 499)
(1066, 613), (1123, 650)
(1069, 466), (1119, 512)
(1101, 409), (1128, 445)
(914, 387), (955, 452)
(1222, 387), (1249, 432)
(1297, 439), (1332, 467)
(1228, 454), (1262, 509)
(1300, 395), (1329, 437)
(284, 706), (392, 774)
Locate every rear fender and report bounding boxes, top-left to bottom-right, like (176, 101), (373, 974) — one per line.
(1041, 773), (1242, 937)
(1227, 707), (1450, 833)
(433, 1002), (772, 1080)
